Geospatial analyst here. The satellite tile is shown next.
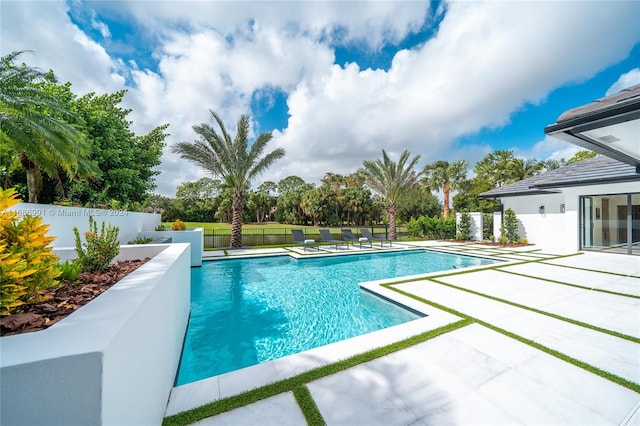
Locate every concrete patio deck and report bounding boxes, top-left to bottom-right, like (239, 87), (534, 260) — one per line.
(167, 244), (640, 425)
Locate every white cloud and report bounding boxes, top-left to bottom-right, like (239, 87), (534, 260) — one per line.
(2, 1), (639, 197)
(108, 1), (430, 51)
(1, 1), (124, 95)
(520, 136), (582, 163)
(606, 68), (640, 96)
(264, 1), (640, 185)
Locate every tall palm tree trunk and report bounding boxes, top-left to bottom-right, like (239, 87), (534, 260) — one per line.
(388, 203), (397, 241)
(231, 195), (244, 248)
(443, 182), (451, 218)
(19, 153), (39, 203)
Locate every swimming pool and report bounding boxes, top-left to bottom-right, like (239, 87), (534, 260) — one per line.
(175, 249), (496, 385)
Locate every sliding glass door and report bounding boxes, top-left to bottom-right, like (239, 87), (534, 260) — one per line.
(580, 193), (639, 255)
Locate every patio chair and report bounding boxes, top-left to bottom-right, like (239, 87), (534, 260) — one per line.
(291, 229), (319, 252)
(319, 229), (348, 250)
(341, 229), (372, 249)
(360, 228), (392, 247)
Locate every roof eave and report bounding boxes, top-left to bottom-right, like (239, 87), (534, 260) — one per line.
(478, 189), (560, 199)
(532, 174), (640, 190)
(544, 98), (640, 168)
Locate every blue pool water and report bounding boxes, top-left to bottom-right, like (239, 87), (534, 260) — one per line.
(175, 250), (495, 385)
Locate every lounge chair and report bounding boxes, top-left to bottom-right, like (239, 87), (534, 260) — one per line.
(341, 229), (372, 249)
(360, 228), (392, 247)
(319, 229), (348, 250)
(291, 229), (319, 251)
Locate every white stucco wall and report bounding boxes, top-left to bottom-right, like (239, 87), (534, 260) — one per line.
(8, 203), (161, 247)
(500, 193), (570, 252)
(139, 229), (204, 266)
(0, 243), (191, 425)
(496, 181), (640, 253)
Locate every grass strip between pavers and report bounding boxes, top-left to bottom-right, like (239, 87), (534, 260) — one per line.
(497, 269), (640, 299)
(162, 319), (472, 426)
(538, 261), (640, 279)
(293, 385), (326, 426)
(384, 285), (640, 393)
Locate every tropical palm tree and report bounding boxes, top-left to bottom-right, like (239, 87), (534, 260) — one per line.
(507, 158), (542, 183)
(360, 149), (421, 240)
(0, 50), (93, 202)
(422, 160), (468, 218)
(172, 111), (285, 248)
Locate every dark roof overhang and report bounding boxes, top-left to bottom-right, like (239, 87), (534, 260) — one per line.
(478, 189), (560, 199)
(544, 84), (640, 172)
(533, 174), (640, 189)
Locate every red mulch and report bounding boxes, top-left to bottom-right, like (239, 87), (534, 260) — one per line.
(0, 258), (150, 336)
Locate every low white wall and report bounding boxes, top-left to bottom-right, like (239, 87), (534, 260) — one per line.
(493, 212), (501, 241)
(455, 212), (483, 241)
(0, 243), (191, 425)
(139, 229), (203, 266)
(8, 203), (161, 247)
(53, 244), (170, 263)
(501, 193), (571, 252)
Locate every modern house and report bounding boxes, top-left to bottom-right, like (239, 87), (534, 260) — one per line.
(480, 84), (640, 255)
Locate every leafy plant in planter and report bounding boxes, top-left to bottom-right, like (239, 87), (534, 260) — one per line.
(127, 236), (153, 245)
(57, 260), (82, 284)
(73, 216), (120, 272)
(0, 188), (60, 315)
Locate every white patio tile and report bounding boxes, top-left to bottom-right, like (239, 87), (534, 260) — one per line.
(309, 325), (639, 426)
(193, 392), (306, 426)
(437, 269), (640, 338)
(165, 375), (221, 416)
(397, 278), (640, 383)
(544, 252), (640, 276)
(503, 262), (640, 296)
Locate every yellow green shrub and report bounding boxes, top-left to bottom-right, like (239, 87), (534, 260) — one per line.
(171, 219), (187, 231)
(0, 188), (60, 315)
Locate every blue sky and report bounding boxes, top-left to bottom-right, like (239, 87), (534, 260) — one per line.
(2, 1), (639, 197)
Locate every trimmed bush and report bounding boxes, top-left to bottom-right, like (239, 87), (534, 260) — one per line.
(406, 216), (456, 240)
(457, 212), (472, 240)
(502, 208), (520, 244)
(482, 213), (493, 240)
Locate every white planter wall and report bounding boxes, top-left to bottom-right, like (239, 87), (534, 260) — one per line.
(139, 229), (204, 266)
(0, 243), (191, 426)
(8, 203), (160, 247)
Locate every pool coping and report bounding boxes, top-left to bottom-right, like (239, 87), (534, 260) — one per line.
(165, 246), (505, 417)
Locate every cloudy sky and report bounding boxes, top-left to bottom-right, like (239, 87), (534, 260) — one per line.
(2, 1), (639, 197)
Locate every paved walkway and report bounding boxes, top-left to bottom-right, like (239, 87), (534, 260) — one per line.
(168, 245), (640, 425)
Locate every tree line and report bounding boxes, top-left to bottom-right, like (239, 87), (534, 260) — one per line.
(1, 51), (168, 208)
(1, 50), (596, 248)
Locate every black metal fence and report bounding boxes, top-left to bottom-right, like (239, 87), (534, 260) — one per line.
(203, 226), (405, 249)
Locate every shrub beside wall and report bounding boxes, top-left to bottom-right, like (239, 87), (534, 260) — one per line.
(407, 216), (456, 240)
(457, 212), (472, 240)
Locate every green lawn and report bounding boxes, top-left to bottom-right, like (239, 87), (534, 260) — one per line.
(163, 221), (406, 233)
